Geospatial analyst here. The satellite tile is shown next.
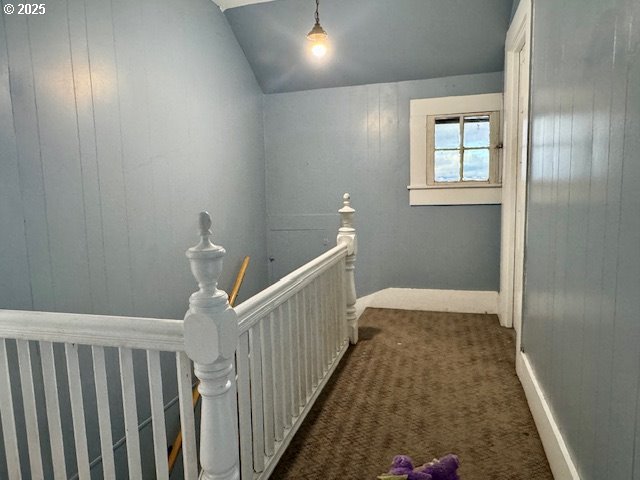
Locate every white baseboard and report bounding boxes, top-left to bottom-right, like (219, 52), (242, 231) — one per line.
(355, 288), (499, 319)
(516, 352), (580, 480)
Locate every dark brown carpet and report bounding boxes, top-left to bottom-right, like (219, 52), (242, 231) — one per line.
(271, 308), (553, 480)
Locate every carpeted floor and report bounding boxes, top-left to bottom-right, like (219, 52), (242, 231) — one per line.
(271, 308), (553, 480)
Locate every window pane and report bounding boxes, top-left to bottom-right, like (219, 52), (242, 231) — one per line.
(434, 150), (461, 182)
(463, 149), (490, 181)
(463, 115), (490, 147)
(435, 117), (460, 149)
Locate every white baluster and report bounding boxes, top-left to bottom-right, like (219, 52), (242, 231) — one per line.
(16, 340), (44, 479)
(147, 350), (169, 480)
(335, 264), (342, 352)
(337, 193), (358, 344)
(289, 297), (300, 414)
(119, 347), (141, 479)
(91, 346), (116, 479)
(312, 279), (322, 384)
(66, 343), (90, 479)
(183, 212), (240, 480)
(40, 341), (67, 480)
(236, 333), (253, 480)
(176, 352), (198, 479)
(294, 293), (306, 409)
(271, 309), (284, 441)
(0, 340), (20, 480)
(331, 264), (339, 357)
(248, 326), (265, 471)
(260, 315), (275, 456)
(323, 273), (331, 366)
(281, 303), (292, 429)
(318, 277), (328, 373)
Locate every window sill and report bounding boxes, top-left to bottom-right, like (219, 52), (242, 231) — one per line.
(407, 185), (502, 205)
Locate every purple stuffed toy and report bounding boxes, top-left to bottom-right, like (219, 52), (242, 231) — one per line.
(420, 454), (460, 480)
(380, 454), (460, 480)
(388, 455), (432, 480)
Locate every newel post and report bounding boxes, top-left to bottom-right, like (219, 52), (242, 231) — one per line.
(183, 212), (240, 480)
(337, 193), (358, 344)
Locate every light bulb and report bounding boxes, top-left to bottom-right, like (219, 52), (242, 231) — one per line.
(306, 11), (328, 61)
(311, 42), (327, 58)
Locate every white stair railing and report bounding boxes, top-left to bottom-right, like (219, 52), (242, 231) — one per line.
(0, 311), (197, 479)
(186, 193), (358, 480)
(0, 193), (358, 480)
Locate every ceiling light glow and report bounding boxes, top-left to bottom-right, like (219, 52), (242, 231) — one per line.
(311, 42), (327, 58)
(307, 0), (329, 60)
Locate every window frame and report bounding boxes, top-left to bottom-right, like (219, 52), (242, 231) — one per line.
(409, 93), (503, 205)
(427, 112), (500, 186)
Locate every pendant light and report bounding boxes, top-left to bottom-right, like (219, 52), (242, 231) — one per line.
(307, 0), (328, 58)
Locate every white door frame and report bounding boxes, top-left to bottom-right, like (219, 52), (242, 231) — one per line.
(499, 0), (531, 352)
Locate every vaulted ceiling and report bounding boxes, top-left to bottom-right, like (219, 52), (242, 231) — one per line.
(221, 0), (514, 94)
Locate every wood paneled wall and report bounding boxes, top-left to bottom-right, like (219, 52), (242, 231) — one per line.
(264, 72), (504, 295)
(523, 1), (640, 478)
(0, 0), (269, 319)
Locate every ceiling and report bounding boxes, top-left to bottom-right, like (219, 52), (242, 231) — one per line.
(223, 0), (514, 94)
(214, 0), (276, 11)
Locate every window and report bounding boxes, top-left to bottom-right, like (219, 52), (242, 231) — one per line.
(409, 93), (503, 205)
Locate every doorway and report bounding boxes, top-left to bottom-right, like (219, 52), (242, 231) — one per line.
(499, 0), (531, 352)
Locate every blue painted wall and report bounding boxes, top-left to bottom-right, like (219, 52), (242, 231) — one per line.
(522, 0), (639, 478)
(264, 72), (504, 296)
(510, 0), (521, 20)
(0, 0), (268, 318)
(0, 0), (267, 477)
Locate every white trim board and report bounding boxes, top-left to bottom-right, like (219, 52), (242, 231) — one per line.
(355, 288), (499, 319)
(498, 0), (532, 338)
(212, 0), (276, 11)
(516, 352), (581, 480)
(409, 93), (504, 207)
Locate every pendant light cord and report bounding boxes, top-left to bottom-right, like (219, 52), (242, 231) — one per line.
(315, 0), (320, 24)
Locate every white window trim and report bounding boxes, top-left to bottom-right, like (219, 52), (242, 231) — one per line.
(408, 93), (504, 206)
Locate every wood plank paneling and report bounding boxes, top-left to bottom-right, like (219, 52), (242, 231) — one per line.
(0, 13), (31, 311)
(264, 73), (504, 295)
(0, 0), (269, 317)
(1, 0), (269, 477)
(2, 10), (55, 311)
(524, 1), (640, 479)
(84, 0), (134, 316)
(28, 2), (92, 314)
(67, 0), (110, 314)
(112, 0), (158, 318)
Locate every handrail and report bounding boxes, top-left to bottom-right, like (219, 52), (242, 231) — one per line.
(0, 195), (357, 480)
(228, 256), (250, 307)
(235, 243), (348, 334)
(0, 310), (184, 351)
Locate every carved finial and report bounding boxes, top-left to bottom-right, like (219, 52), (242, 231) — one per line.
(186, 211), (226, 307)
(199, 211), (212, 238)
(193, 211), (216, 251)
(338, 192), (355, 229)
